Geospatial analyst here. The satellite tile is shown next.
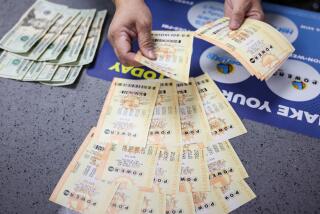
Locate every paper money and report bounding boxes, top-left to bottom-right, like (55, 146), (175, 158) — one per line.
(0, 51), (33, 80)
(106, 183), (144, 214)
(206, 141), (248, 188)
(68, 10), (107, 66)
(22, 61), (45, 81)
(41, 66), (82, 86)
(192, 188), (228, 214)
(140, 191), (166, 214)
(147, 79), (182, 147)
(0, 0), (61, 53)
(50, 128), (120, 214)
(95, 78), (160, 147)
(215, 180), (256, 213)
(101, 144), (158, 189)
(52, 9), (96, 64)
(50, 66), (71, 82)
(151, 146), (182, 194)
(176, 79), (212, 145)
(39, 10), (85, 61)
(195, 73), (247, 142)
(180, 144), (210, 192)
(16, 8), (80, 60)
(166, 188), (196, 214)
(195, 17), (295, 80)
(135, 31), (194, 83)
(35, 63), (58, 81)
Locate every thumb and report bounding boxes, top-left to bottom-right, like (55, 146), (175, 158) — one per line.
(229, 6), (246, 30)
(137, 24), (156, 60)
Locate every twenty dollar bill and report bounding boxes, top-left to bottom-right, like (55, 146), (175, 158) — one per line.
(0, 0), (61, 53)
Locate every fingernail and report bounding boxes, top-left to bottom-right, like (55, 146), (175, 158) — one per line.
(148, 50), (156, 59)
(230, 21), (240, 30)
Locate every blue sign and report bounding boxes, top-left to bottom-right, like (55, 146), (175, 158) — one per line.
(87, 0), (320, 139)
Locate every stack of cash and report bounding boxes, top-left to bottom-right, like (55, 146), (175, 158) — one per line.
(0, 0), (107, 86)
(50, 75), (256, 214)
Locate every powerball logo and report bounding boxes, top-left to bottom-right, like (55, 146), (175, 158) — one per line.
(200, 47), (320, 102)
(266, 59), (320, 102)
(200, 46), (251, 84)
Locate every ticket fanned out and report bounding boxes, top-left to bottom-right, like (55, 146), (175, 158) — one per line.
(102, 144), (159, 189)
(195, 17), (295, 80)
(152, 146), (182, 194)
(146, 79), (182, 147)
(49, 128), (119, 214)
(177, 80), (212, 145)
(95, 78), (160, 147)
(195, 73), (247, 142)
(207, 141), (248, 188)
(88, 0), (320, 139)
(50, 76), (256, 213)
(135, 31), (194, 83)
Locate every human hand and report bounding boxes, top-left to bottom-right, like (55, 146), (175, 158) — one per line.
(224, 0), (264, 30)
(108, 0), (155, 66)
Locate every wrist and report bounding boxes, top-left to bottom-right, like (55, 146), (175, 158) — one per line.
(114, 0), (145, 8)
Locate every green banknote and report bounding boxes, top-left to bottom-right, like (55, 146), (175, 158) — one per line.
(0, 0), (61, 53)
(15, 7), (80, 60)
(0, 51), (33, 80)
(41, 66), (82, 86)
(50, 9), (96, 64)
(67, 10), (107, 66)
(38, 9), (86, 61)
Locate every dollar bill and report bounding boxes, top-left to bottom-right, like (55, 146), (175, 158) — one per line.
(41, 66), (82, 86)
(135, 31), (194, 83)
(67, 10), (107, 66)
(49, 128), (120, 214)
(106, 184), (144, 214)
(151, 146), (182, 194)
(0, 0), (61, 53)
(147, 79), (182, 147)
(214, 180), (256, 213)
(94, 78), (160, 147)
(180, 144), (210, 192)
(140, 191), (166, 214)
(100, 144), (159, 189)
(51, 9), (96, 64)
(35, 63), (58, 81)
(38, 10), (85, 61)
(195, 17), (295, 80)
(195, 73), (247, 142)
(0, 51), (33, 80)
(22, 61), (46, 81)
(166, 184), (196, 214)
(15, 8), (80, 60)
(49, 66), (71, 82)
(206, 141), (248, 188)
(176, 79), (212, 145)
(192, 187), (228, 214)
